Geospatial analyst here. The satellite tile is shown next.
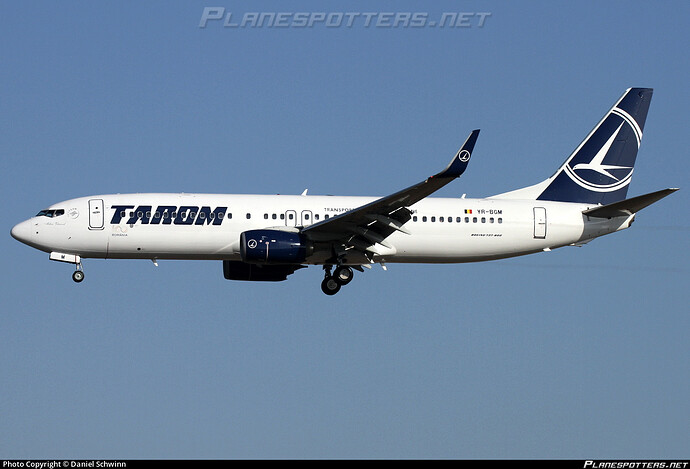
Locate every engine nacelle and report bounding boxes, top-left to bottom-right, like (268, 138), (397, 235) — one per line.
(240, 229), (312, 264)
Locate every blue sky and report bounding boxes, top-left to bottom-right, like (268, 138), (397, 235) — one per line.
(1, 0), (688, 459)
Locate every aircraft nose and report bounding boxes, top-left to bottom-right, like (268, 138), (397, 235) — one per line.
(10, 220), (32, 244)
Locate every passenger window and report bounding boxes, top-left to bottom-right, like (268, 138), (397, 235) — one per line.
(439, 217), (444, 222)
(481, 217), (486, 223)
(246, 213), (251, 219)
(413, 216), (418, 222)
(272, 214), (277, 220)
(315, 214), (320, 220)
(498, 218), (503, 224)
(473, 217), (477, 223)
(490, 217), (494, 223)
(431, 216), (436, 222)
(422, 216), (427, 222)
(456, 217), (461, 223)
(465, 217), (470, 223)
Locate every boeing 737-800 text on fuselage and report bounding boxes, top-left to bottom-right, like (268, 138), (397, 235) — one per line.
(11, 88), (677, 294)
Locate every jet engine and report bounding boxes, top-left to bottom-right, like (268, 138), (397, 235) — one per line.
(240, 229), (312, 264)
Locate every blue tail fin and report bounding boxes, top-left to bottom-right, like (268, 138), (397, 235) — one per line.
(536, 88), (653, 204)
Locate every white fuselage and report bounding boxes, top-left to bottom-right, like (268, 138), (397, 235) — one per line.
(11, 193), (632, 265)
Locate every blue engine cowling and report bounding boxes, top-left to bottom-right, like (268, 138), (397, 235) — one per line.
(240, 230), (311, 264)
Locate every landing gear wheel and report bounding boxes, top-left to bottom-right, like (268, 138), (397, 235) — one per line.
(321, 276), (341, 295)
(72, 270), (85, 283)
(333, 266), (354, 285)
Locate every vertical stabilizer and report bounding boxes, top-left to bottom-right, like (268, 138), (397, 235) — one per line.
(492, 88), (653, 204)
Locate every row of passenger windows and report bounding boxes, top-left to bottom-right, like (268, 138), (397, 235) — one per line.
(118, 210), (502, 224)
(122, 211), (228, 219)
(262, 213), (329, 221)
(412, 215), (503, 224)
(119, 211), (334, 221)
(258, 213), (502, 224)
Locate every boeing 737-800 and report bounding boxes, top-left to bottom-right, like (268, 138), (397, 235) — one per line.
(11, 88), (677, 295)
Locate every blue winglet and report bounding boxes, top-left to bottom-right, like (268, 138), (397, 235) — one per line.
(437, 129), (480, 178)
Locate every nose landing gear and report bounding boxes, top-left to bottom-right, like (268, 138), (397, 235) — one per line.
(72, 262), (85, 283)
(72, 270), (85, 283)
(48, 252), (85, 283)
(320, 265), (354, 295)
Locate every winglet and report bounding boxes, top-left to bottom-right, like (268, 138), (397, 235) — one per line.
(436, 129), (480, 178)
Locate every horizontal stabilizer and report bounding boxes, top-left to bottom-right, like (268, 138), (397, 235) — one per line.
(583, 188), (678, 218)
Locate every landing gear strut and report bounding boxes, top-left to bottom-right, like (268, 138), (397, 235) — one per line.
(320, 265), (354, 295)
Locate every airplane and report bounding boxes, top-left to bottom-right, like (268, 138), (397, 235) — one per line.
(11, 88), (677, 295)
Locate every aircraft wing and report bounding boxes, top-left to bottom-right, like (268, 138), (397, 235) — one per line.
(302, 130), (479, 260)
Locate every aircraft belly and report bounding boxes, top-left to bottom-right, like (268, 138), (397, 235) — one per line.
(390, 233), (534, 262)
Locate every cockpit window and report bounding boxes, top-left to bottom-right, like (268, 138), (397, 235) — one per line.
(36, 209), (65, 218)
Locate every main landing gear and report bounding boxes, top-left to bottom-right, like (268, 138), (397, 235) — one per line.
(321, 265), (354, 296)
